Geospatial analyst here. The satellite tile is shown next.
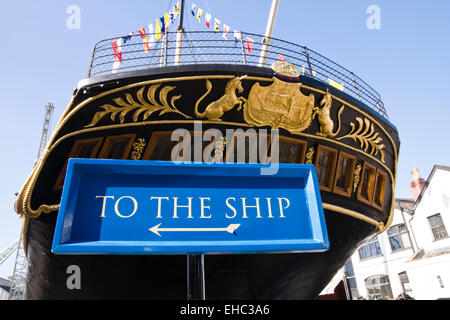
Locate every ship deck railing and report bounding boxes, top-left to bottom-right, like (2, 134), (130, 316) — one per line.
(87, 31), (388, 119)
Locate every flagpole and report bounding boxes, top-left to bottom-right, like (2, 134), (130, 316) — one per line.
(258, 0), (280, 67)
(175, 0), (186, 65)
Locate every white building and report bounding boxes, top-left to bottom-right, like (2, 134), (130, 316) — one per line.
(322, 165), (450, 300)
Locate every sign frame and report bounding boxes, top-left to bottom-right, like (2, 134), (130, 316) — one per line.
(52, 159), (329, 255)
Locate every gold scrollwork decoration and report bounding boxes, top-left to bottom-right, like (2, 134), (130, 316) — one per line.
(86, 85), (190, 128)
(338, 117), (386, 163)
(353, 164), (362, 192)
(305, 147), (315, 164)
(213, 137), (227, 163)
(130, 138), (146, 160)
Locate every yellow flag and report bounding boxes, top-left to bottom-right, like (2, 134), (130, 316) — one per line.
(155, 19), (161, 40)
(175, 1), (180, 16)
(197, 8), (203, 23)
(328, 78), (345, 91)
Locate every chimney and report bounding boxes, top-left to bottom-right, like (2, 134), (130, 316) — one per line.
(410, 168), (426, 201)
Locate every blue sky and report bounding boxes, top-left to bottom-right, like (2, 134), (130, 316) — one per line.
(1, 0), (449, 278)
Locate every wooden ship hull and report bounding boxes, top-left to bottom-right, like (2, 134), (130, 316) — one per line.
(14, 31), (400, 299)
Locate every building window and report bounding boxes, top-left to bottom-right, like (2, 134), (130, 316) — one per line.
(277, 137), (306, 164)
(357, 163), (377, 205)
(365, 275), (394, 300)
(315, 145), (338, 192)
(333, 152), (356, 197)
(54, 137), (104, 190)
(98, 134), (136, 159)
(373, 170), (387, 209)
(358, 236), (383, 260)
(398, 272), (414, 297)
(388, 224), (411, 252)
(427, 214), (448, 241)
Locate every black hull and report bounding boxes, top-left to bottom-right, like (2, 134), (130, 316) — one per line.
(26, 207), (375, 300)
(16, 63), (399, 300)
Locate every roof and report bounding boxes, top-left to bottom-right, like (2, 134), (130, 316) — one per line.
(395, 198), (415, 212)
(0, 278), (11, 292)
(411, 165), (450, 211)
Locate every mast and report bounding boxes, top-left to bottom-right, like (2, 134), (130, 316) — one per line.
(174, 0), (186, 65)
(258, 0), (280, 67)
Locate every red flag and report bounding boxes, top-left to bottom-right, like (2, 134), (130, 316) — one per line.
(111, 38), (123, 73)
(138, 28), (150, 53)
(246, 37), (254, 53)
(278, 54), (285, 61)
(205, 13), (211, 28)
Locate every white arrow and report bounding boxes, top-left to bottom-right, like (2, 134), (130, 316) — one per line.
(149, 223), (241, 237)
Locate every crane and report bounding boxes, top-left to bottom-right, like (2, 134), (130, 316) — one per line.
(0, 239), (19, 266)
(5, 102), (55, 300)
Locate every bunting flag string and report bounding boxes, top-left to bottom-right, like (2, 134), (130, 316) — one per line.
(111, 1), (288, 74)
(191, 2), (243, 42)
(110, 1), (181, 73)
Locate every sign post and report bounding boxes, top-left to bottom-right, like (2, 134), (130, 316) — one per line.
(187, 255), (205, 300)
(52, 159), (329, 299)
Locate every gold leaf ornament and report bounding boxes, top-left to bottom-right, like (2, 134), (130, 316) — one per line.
(85, 85), (190, 127)
(338, 117), (386, 163)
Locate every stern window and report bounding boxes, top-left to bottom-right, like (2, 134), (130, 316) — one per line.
(54, 137), (104, 190)
(315, 145), (338, 192)
(98, 134), (136, 159)
(333, 152), (356, 197)
(357, 163), (376, 205)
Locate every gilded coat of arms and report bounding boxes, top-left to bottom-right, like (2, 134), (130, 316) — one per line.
(244, 77), (315, 134)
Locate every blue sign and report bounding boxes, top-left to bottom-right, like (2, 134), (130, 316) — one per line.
(52, 159), (329, 255)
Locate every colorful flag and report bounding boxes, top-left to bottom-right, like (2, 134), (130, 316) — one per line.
(160, 16), (166, 34)
(205, 13), (212, 28)
(169, 8), (175, 24)
(122, 32), (134, 44)
(175, 2), (180, 17)
(233, 30), (242, 46)
(138, 28), (150, 53)
(148, 23), (156, 48)
(191, 3), (197, 16)
(328, 78), (344, 91)
(278, 54), (285, 61)
(196, 8), (203, 23)
(246, 36), (254, 53)
(223, 24), (230, 39)
(164, 13), (170, 30)
(112, 38), (122, 73)
(214, 18), (221, 32)
(155, 19), (161, 40)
